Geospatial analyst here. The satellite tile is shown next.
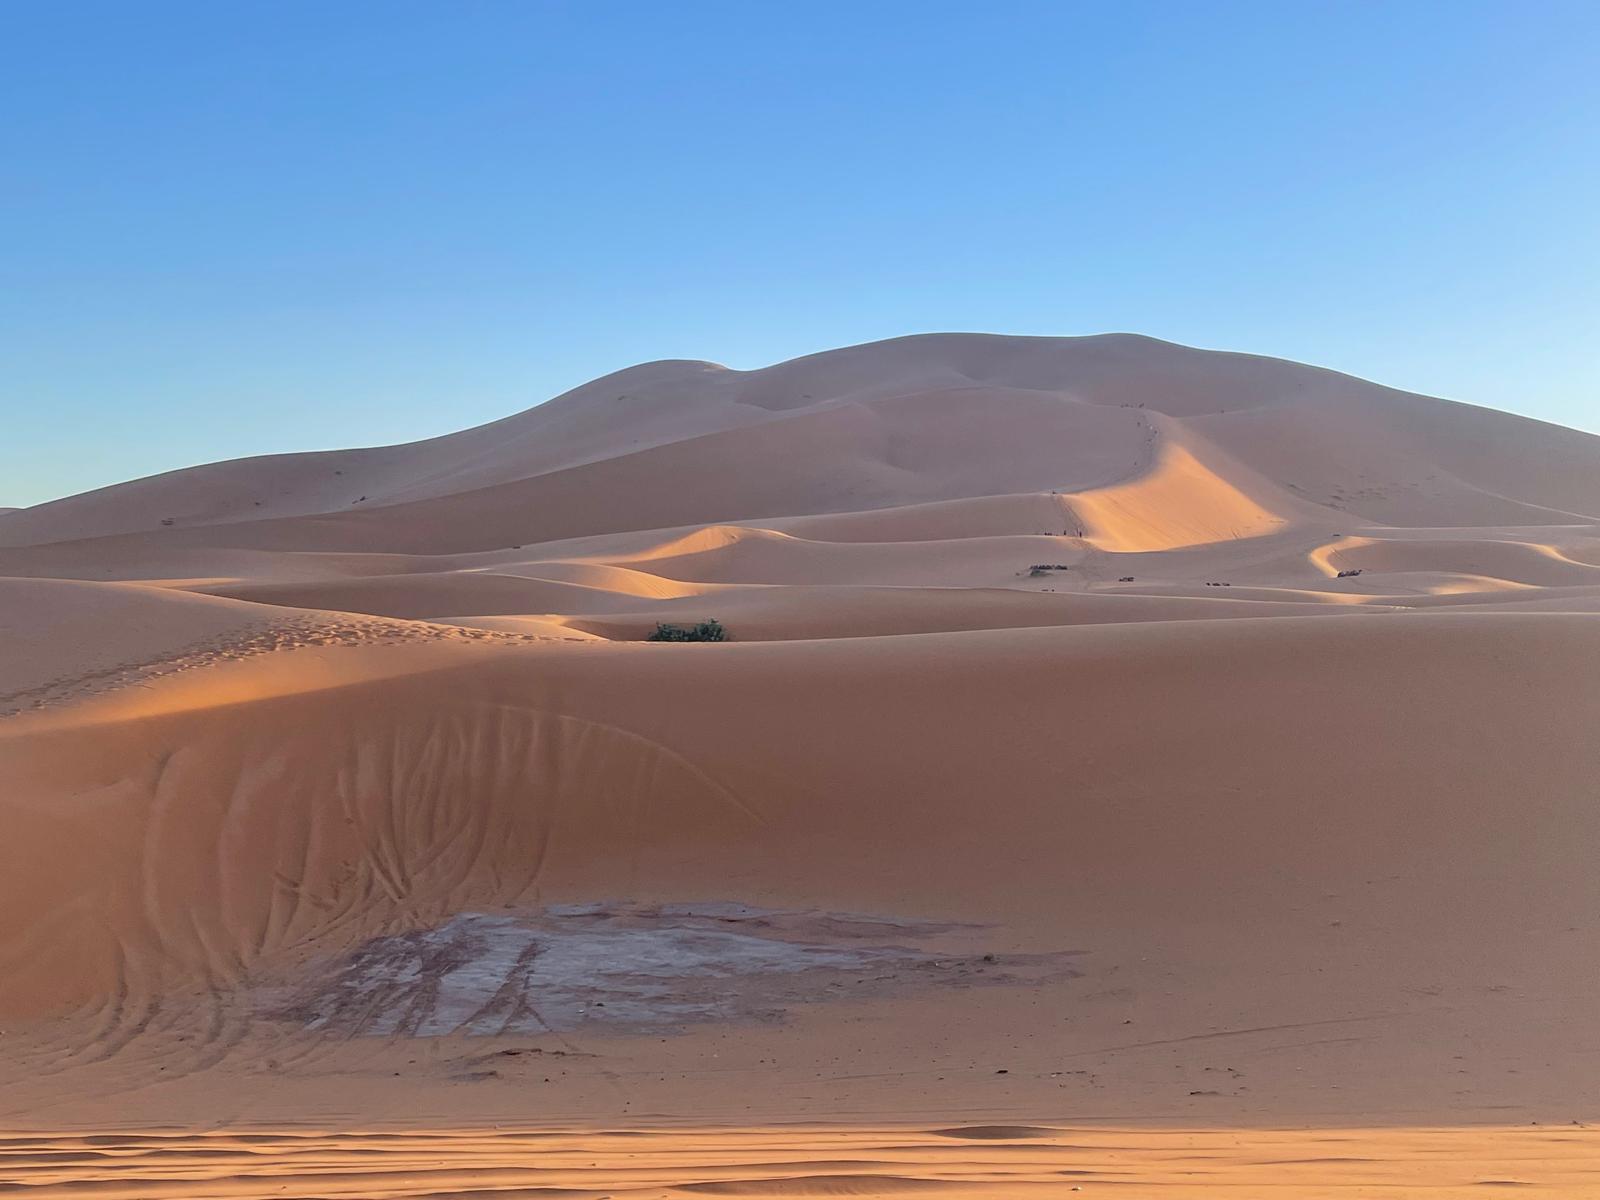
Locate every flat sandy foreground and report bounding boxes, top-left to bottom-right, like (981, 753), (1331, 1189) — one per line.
(2, 335), (1598, 1195)
(3, 1125), (1596, 1197)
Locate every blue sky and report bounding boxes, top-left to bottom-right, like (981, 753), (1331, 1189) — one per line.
(2, 1), (1597, 507)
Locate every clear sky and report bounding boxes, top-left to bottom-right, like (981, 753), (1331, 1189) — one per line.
(3, 1), (1597, 507)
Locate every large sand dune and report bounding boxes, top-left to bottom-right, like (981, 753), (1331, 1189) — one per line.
(2, 334), (1598, 1194)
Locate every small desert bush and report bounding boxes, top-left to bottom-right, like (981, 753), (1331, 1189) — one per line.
(646, 619), (727, 643)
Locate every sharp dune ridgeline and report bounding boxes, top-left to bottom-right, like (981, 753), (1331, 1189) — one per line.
(3, 332), (1599, 1196)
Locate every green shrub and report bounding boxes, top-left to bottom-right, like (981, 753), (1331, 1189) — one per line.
(646, 619), (727, 643)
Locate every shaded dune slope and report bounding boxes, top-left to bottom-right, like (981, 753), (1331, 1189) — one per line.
(1, 614), (1597, 1127)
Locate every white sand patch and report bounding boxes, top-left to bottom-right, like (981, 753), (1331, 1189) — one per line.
(270, 902), (1072, 1037)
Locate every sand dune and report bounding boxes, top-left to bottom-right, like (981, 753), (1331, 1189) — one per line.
(6, 333), (1596, 554)
(2, 333), (1598, 1194)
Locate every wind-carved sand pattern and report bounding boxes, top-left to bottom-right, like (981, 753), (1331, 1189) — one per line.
(270, 903), (1076, 1037)
(2, 1126), (1596, 1198)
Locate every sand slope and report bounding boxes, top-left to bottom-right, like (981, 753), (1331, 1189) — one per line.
(2, 334), (1598, 1193)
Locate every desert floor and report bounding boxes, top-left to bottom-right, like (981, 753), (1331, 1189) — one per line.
(3, 334), (1598, 1195)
